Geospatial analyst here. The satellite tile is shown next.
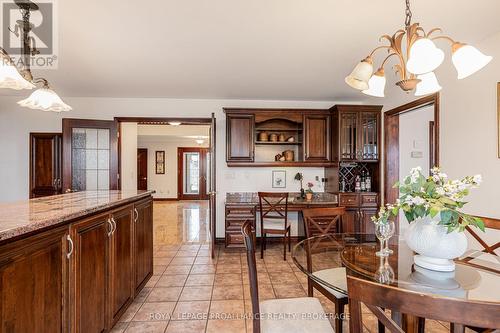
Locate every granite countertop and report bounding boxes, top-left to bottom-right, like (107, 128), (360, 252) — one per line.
(226, 192), (338, 205)
(0, 190), (154, 242)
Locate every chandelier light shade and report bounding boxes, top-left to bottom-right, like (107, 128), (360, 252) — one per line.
(362, 68), (386, 97)
(0, 54), (35, 90)
(406, 38), (445, 75)
(415, 72), (442, 96)
(18, 86), (72, 112)
(452, 43), (493, 79)
(345, 56), (373, 91)
(345, 0), (492, 97)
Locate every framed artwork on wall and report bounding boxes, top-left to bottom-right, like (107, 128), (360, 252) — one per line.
(272, 170), (286, 188)
(155, 151), (165, 174)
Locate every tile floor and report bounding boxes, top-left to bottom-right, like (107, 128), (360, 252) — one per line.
(112, 201), (455, 333)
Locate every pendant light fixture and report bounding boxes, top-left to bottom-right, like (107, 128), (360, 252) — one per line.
(0, 0), (71, 111)
(346, 0), (492, 97)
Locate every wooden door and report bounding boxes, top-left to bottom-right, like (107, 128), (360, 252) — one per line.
(209, 113), (217, 258)
(359, 112), (380, 161)
(226, 114), (254, 162)
(134, 198), (153, 294)
(342, 209), (360, 233)
(303, 114), (330, 161)
(70, 213), (110, 333)
(360, 209), (377, 234)
(178, 147), (209, 200)
(62, 119), (118, 193)
(137, 148), (148, 190)
(109, 206), (134, 325)
(0, 226), (69, 333)
(30, 133), (62, 198)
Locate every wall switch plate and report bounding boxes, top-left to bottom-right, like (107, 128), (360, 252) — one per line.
(411, 151), (424, 158)
(315, 176), (319, 181)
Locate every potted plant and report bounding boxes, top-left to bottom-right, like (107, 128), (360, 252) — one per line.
(305, 182), (314, 201)
(372, 167), (484, 272)
(294, 172), (305, 198)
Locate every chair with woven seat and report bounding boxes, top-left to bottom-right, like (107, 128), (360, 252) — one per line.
(258, 192), (290, 261)
(302, 207), (348, 333)
(241, 220), (334, 333)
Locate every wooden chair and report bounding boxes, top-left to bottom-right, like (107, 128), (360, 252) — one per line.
(302, 207), (348, 333)
(241, 221), (334, 333)
(258, 192), (290, 260)
(347, 274), (500, 333)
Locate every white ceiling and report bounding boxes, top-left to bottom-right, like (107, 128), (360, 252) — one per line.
(4, 0), (500, 100)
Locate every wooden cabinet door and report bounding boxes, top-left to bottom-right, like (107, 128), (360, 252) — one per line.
(0, 226), (69, 333)
(304, 114), (330, 161)
(109, 206), (134, 325)
(359, 112), (380, 161)
(338, 111), (358, 161)
(341, 209), (360, 233)
(134, 199), (153, 294)
(30, 133), (62, 198)
(360, 209), (377, 234)
(70, 213), (110, 333)
(226, 114), (255, 162)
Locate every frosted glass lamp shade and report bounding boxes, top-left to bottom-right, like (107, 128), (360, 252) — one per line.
(407, 38), (445, 75)
(362, 69), (386, 97)
(345, 57), (373, 91)
(452, 44), (492, 79)
(18, 87), (72, 112)
(0, 57), (35, 90)
(415, 72), (442, 96)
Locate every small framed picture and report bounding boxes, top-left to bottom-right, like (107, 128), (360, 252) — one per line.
(272, 170), (286, 188)
(155, 151), (165, 174)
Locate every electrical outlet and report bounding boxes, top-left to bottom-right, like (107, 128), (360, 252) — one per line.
(315, 176), (319, 181)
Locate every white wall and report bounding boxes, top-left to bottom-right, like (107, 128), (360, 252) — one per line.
(0, 97), (347, 237)
(120, 123), (138, 191)
(137, 138), (209, 199)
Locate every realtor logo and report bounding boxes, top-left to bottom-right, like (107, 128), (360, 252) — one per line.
(0, 0), (58, 69)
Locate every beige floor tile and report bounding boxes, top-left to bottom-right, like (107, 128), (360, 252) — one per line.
(194, 256), (218, 265)
(179, 286), (213, 301)
(176, 250), (199, 257)
(172, 301), (210, 321)
(156, 274), (188, 287)
(214, 273), (242, 286)
(145, 275), (160, 288)
(119, 302), (143, 322)
(125, 321), (168, 333)
(268, 271), (300, 284)
(153, 265), (167, 275)
(132, 302), (176, 321)
(164, 265), (192, 275)
(216, 264), (242, 274)
(165, 320), (207, 333)
(134, 287), (152, 303)
(155, 250), (176, 258)
(185, 274), (215, 286)
(170, 257), (196, 265)
(273, 284), (306, 298)
(212, 284), (244, 300)
(209, 300), (245, 318)
(110, 322), (128, 333)
(206, 319), (246, 333)
(153, 257), (172, 266)
(190, 264), (216, 274)
(146, 287), (183, 302)
(243, 283), (275, 300)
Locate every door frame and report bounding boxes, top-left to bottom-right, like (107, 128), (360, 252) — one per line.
(177, 147), (209, 200)
(384, 93), (440, 208)
(137, 148), (148, 190)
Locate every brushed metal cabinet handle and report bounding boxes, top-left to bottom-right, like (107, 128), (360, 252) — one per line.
(111, 217), (117, 235)
(107, 218), (113, 237)
(134, 208), (139, 223)
(66, 235), (74, 259)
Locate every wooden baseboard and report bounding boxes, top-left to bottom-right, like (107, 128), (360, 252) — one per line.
(153, 198), (178, 201)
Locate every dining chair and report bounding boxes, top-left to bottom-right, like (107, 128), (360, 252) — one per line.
(241, 221), (334, 333)
(302, 207), (348, 333)
(346, 274), (500, 333)
(258, 192), (290, 261)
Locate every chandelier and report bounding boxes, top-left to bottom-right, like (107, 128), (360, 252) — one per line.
(0, 0), (71, 112)
(345, 0), (492, 98)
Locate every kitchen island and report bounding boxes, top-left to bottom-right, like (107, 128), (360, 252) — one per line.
(224, 192), (338, 247)
(0, 190), (154, 333)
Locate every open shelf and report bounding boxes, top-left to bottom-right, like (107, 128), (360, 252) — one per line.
(255, 141), (302, 145)
(227, 161), (335, 167)
(255, 128), (303, 132)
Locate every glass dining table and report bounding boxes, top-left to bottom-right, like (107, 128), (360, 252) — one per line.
(291, 233), (500, 330)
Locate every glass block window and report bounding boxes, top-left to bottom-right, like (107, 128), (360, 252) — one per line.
(72, 128), (110, 191)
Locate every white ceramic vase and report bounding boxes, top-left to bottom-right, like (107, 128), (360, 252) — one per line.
(404, 216), (468, 272)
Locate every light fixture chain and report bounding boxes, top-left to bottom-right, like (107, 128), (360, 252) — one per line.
(405, 0), (412, 28)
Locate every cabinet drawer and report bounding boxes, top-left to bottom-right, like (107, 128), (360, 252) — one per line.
(339, 194), (360, 207)
(225, 206), (255, 218)
(361, 194), (378, 207)
(226, 218), (254, 231)
(226, 232), (245, 247)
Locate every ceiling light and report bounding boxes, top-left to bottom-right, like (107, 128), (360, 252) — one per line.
(415, 72), (442, 96)
(195, 139), (204, 144)
(345, 0), (492, 97)
(0, 1), (70, 112)
(362, 68), (386, 97)
(168, 122), (181, 126)
(451, 43), (493, 79)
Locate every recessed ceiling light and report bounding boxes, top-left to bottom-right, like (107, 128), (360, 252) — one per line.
(168, 121), (181, 126)
(195, 139), (204, 144)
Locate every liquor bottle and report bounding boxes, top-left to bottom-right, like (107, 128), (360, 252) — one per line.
(360, 170), (366, 192)
(365, 170), (372, 192)
(355, 175), (361, 192)
(340, 178), (346, 192)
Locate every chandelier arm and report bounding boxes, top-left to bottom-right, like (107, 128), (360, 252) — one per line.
(379, 52), (399, 69)
(369, 45), (392, 57)
(31, 77), (50, 88)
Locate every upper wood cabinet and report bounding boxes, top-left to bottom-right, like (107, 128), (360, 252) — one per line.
(226, 114), (255, 162)
(30, 133), (62, 198)
(303, 114), (330, 162)
(332, 105), (382, 162)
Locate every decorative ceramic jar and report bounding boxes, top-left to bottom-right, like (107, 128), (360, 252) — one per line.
(258, 132), (268, 141)
(305, 192), (313, 201)
(283, 150), (294, 161)
(405, 216), (468, 272)
(269, 133), (278, 142)
(278, 134), (286, 142)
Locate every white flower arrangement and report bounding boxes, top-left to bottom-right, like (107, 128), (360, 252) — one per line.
(372, 167), (484, 233)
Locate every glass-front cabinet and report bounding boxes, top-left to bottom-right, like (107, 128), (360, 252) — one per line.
(336, 106), (381, 162)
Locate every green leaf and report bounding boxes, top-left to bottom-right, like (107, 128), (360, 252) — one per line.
(429, 206), (440, 218)
(440, 210), (452, 225)
(474, 218), (485, 232)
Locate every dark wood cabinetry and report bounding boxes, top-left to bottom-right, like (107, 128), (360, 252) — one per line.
(226, 114), (255, 162)
(0, 226), (69, 333)
(133, 199), (153, 294)
(303, 114), (330, 162)
(338, 193), (379, 233)
(30, 133), (62, 198)
(225, 205), (256, 247)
